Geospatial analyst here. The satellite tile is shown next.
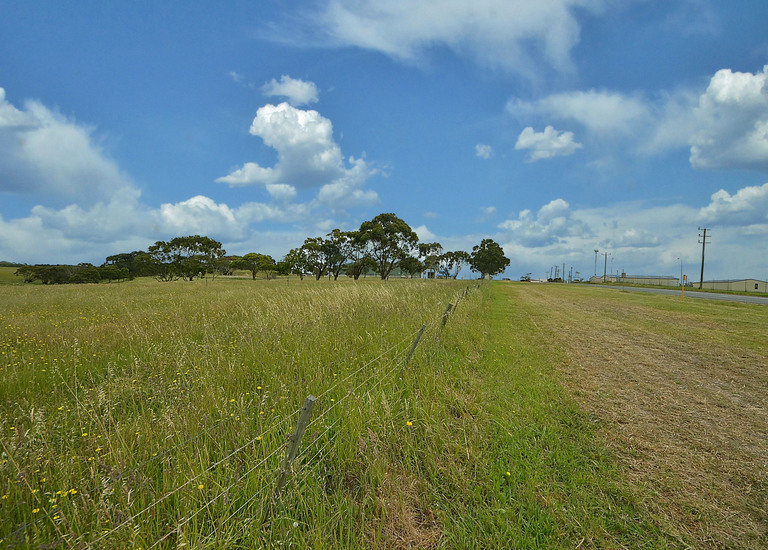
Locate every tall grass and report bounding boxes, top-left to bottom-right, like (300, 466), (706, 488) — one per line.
(0, 278), (471, 547)
(1, 278), (675, 548)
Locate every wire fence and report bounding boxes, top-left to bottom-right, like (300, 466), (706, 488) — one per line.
(1, 285), (478, 548)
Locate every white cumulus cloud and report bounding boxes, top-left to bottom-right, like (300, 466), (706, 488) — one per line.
(216, 102), (378, 210)
(158, 195), (245, 238)
(216, 103), (365, 187)
(699, 182), (768, 226)
(265, 183), (297, 202)
(689, 66), (768, 171)
(0, 87), (138, 205)
(261, 75), (319, 106)
(507, 65), (768, 172)
(412, 224), (435, 241)
(498, 198), (585, 247)
(515, 126), (582, 161)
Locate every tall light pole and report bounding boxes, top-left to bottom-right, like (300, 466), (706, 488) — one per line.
(602, 251), (611, 283)
(676, 257), (682, 287)
(594, 249), (599, 277)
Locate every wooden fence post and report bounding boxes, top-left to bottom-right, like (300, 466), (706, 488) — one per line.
(406, 324), (427, 365)
(272, 395), (316, 502)
(441, 303), (453, 327)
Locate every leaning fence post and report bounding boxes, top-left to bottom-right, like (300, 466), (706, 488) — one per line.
(441, 303), (453, 327)
(406, 324), (427, 365)
(272, 395), (316, 502)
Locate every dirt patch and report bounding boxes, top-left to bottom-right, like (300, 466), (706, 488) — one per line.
(514, 285), (768, 549)
(369, 470), (441, 549)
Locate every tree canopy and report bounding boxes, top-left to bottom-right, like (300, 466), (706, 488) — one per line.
(470, 239), (510, 279)
(230, 253), (276, 280)
(11, 212), (497, 285)
(148, 235), (225, 282)
(439, 250), (471, 279)
(358, 213), (418, 280)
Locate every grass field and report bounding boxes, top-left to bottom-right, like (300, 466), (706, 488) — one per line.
(1, 278), (765, 548)
(0, 268), (23, 285)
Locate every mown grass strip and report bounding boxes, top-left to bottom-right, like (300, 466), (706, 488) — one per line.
(425, 282), (678, 548)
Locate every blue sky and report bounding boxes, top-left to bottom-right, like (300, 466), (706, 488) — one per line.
(1, 0), (767, 281)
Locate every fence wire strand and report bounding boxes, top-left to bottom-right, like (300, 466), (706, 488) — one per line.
(5, 288), (475, 547)
(110, 309), (445, 546)
(147, 441), (287, 549)
(85, 407), (301, 548)
(149, 320), (428, 543)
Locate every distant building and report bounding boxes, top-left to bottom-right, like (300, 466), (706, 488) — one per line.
(589, 274), (679, 286)
(698, 279), (767, 293)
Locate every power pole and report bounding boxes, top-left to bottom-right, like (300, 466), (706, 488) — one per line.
(594, 249), (599, 276)
(698, 227), (711, 289)
(602, 252), (611, 283)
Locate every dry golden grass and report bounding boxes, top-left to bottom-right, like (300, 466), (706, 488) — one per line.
(511, 283), (768, 549)
(371, 470), (441, 549)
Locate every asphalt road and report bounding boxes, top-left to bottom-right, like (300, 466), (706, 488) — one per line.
(587, 285), (768, 305)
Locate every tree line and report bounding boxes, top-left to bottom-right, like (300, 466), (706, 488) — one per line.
(14, 213), (510, 284)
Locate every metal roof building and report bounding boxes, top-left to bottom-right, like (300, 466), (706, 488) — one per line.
(589, 274), (679, 286)
(698, 279), (767, 293)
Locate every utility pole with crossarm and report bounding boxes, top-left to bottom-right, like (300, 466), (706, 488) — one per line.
(698, 227), (711, 289)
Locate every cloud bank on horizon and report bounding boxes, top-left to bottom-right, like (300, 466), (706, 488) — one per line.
(0, 1), (766, 280)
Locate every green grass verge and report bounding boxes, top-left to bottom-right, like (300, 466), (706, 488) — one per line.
(414, 282), (674, 548)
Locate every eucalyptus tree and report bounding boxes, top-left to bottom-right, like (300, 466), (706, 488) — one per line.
(418, 242), (443, 278)
(283, 247), (311, 280)
(399, 256), (425, 278)
(230, 253), (276, 280)
(470, 239), (510, 279)
(358, 213), (419, 280)
(148, 235), (225, 281)
(345, 230), (373, 280)
(300, 237), (333, 280)
(440, 250), (471, 279)
(325, 229), (356, 280)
